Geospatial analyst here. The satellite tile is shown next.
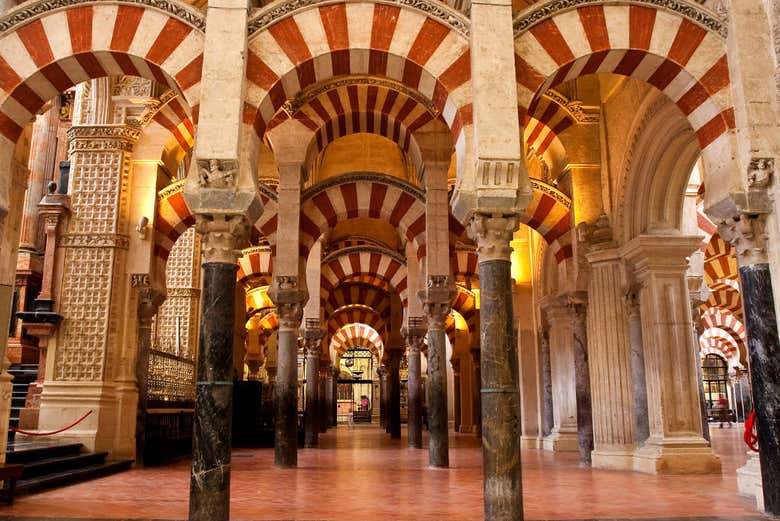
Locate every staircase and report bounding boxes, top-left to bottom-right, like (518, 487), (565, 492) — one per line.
(6, 442), (133, 495)
(7, 364), (38, 444)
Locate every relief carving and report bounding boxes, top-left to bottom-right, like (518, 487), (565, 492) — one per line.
(197, 159), (239, 189)
(467, 213), (519, 262)
(195, 214), (249, 264)
(717, 213), (770, 266)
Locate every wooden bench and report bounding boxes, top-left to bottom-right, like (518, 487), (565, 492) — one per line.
(0, 463), (24, 505)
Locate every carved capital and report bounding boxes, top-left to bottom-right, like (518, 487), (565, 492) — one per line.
(466, 213), (519, 262)
(401, 320), (427, 354)
(131, 273), (163, 322)
(419, 275), (456, 330)
(564, 292), (588, 327)
(717, 212), (770, 266)
(268, 276), (308, 331)
(195, 214), (249, 264)
(747, 157), (774, 190)
(197, 159), (239, 190)
(302, 325), (325, 356)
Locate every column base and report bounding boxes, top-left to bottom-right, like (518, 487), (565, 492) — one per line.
(543, 429), (579, 452)
(633, 436), (721, 474)
(592, 445), (635, 470)
(521, 435), (541, 449)
(737, 451), (764, 512)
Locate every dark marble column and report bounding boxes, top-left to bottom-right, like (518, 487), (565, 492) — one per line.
(328, 366), (338, 428)
(452, 359), (461, 432)
(303, 324), (324, 448)
(189, 216), (248, 521)
(569, 298), (593, 466)
(468, 214), (523, 521)
(378, 366), (387, 429)
(421, 277), (454, 467)
(719, 213), (780, 516)
(470, 347), (482, 437)
(539, 329), (554, 437)
(388, 350), (402, 439)
(269, 277), (307, 468)
(319, 362), (329, 433)
(625, 288), (649, 444)
(134, 284), (161, 465)
(403, 323), (425, 449)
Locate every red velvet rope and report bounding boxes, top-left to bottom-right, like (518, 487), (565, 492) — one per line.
(744, 411), (760, 452)
(10, 410), (93, 436)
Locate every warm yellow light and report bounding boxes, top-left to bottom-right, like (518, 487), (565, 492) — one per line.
(510, 237), (532, 284)
(472, 289), (480, 310)
(246, 286), (273, 312)
(452, 310), (468, 331)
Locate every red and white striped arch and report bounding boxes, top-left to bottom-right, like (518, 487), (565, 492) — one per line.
(257, 311), (279, 340)
(0, 1), (204, 142)
(329, 323), (384, 359)
(244, 1), (472, 150)
(321, 246), (408, 307)
(451, 285), (477, 331)
(522, 179), (573, 262)
(707, 289), (742, 316)
(514, 3), (734, 153)
(327, 305), (387, 338)
(237, 246), (273, 286)
(144, 95), (195, 153)
(300, 175), (426, 259)
(154, 180), (279, 262)
(523, 94), (576, 158)
(702, 307), (746, 344)
(323, 283), (390, 317)
(699, 334), (740, 367)
(451, 247), (479, 284)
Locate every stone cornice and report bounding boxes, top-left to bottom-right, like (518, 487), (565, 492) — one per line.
(61, 233), (130, 249)
(67, 124), (142, 153)
(529, 178), (572, 209)
(321, 244), (407, 266)
(0, 0), (206, 34)
(137, 90), (180, 129)
(543, 90), (599, 125)
(282, 75), (440, 118)
(302, 172), (425, 204)
(513, 0), (726, 39)
(248, 0), (469, 39)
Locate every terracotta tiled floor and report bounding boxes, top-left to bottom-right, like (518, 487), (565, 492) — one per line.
(0, 425), (768, 520)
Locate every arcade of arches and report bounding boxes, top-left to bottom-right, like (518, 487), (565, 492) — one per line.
(0, 0), (778, 520)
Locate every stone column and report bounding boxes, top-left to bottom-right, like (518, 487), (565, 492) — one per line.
(568, 296), (593, 466)
(452, 358), (461, 432)
(719, 214), (780, 514)
(421, 277), (454, 467)
(467, 214), (523, 521)
(625, 287), (650, 445)
(387, 350), (402, 439)
(540, 298), (578, 452)
(689, 282), (711, 443)
(539, 329), (554, 437)
(318, 361), (329, 433)
(621, 234), (720, 474)
(377, 366), (387, 428)
(470, 347), (481, 437)
(330, 366), (338, 427)
(303, 322), (324, 448)
(189, 216), (248, 521)
(402, 321), (426, 449)
(133, 277), (162, 465)
(270, 278), (306, 467)
(586, 248), (636, 470)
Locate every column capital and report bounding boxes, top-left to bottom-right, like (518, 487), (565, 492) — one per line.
(620, 234), (701, 279)
(376, 366), (388, 378)
(269, 276), (308, 331)
(195, 214), (250, 264)
(131, 274), (164, 324)
(467, 213), (519, 262)
(302, 322), (325, 357)
(419, 275), (456, 330)
(716, 212), (770, 266)
(402, 319), (427, 354)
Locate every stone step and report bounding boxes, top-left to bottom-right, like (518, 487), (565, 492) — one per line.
(6, 442), (83, 465)
(20, 451), (110, 479)
(15, 459), (134, 495)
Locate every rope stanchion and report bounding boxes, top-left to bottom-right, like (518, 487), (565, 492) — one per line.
(9, 410), (93, 436)
(744, 411), (759, 452)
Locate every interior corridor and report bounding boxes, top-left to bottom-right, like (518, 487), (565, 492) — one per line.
(0, 426), (766, 521)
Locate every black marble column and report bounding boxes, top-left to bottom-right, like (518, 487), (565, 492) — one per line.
(540, 330), (554, 437)
(331, 366), (338, 427)
(452, 359), (461, 432)
(388, 351), (402, 439)
(479, 258), (522, 521)
(470, 348), (481, 437)
(406, 339), (423, 449)
(275, 325), (298, 467)
(739, 263), (780, 515)
(304, 349), (320, 447)
(189, 263), (237, 521)
(319, 364), (329, 433)
(135, 296), (156, 466)
(427, 326), (449, 466)
(378, 366), (387, 429)
(571, 302), (593, 466)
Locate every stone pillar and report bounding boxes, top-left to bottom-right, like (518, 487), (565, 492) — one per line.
(402, 321), (426, 449)
(689, 281), (711, 443)
(377, 366), (387, 428)
(330, 366), (338, 427)
(470, 347), (481, 437)
(387, 350), (402, 439)
(421, 277), (454, 467)
(318, 361), (329, 433)
(621, 234), (721, 474)
(270, 278), (306, 467)
(189, 216), (248, 521)
(719, 214), (780, 514)
(303, 322), (324, 448)
(586, 249), (636, 470)
(625, 287), (650, 445)
(539, 329), (554, 437)
(452, 358), (461, 432)
(133, 277), (162, 465)
(467, 214), (523, 521)
(568, 296), (593, 466)
(540, 298), (578, 452)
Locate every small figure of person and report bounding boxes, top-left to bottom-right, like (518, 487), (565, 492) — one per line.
(717, 394), (731, 428)
(360, 395), (369, 411)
